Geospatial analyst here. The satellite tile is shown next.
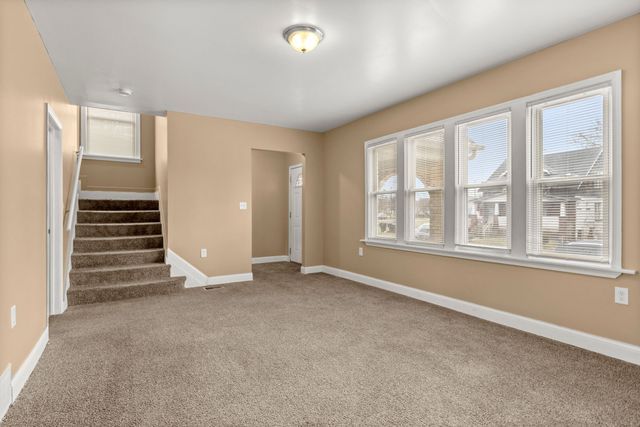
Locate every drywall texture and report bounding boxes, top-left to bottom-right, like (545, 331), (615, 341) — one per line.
(323, 15), (640, 346)
(155, 117), (168, 248)
(167, 112), (323, 276)
(251, 149), (304, 258)
(80, 114), (156, 192)
(0, 0), (79, 376)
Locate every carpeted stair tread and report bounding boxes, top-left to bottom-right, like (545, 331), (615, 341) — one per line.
(77, 210), (160, 224)
(72, 248), (165, 268)
(75, 222), (162, 237)
(79, 199), (159, 211)
(67, 276), (185, 305)
(74, 235), (164, 252)
(70, 263), (171, 287)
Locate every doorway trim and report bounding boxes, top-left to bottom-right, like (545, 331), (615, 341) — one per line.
(46, 104), (65, 316)
(288, 163), (303, 264)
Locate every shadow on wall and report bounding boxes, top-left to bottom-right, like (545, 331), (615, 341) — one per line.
(251, 149), (304, 263)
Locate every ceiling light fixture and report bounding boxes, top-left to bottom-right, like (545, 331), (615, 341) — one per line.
(283, 24), (324, 54)
(117, 87), (133, 97)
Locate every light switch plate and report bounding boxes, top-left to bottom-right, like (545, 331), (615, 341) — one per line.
(614, 287), (628, 305)
(358, 247), (364, 256)
(200, 248), (208, 258)
(239, 202), (247, 210)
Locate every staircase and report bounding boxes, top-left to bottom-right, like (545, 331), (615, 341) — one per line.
(68, 198), (185, 305)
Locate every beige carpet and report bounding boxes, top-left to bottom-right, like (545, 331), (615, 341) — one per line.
(3, 262), (640, 426)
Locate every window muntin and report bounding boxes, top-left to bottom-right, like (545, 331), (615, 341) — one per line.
(368, 142), (397, 239)
(82, 107), (140, 161)
(405, 129), (444, 245)
(456, 112), (511, 249)
(527, 88), (611, 263)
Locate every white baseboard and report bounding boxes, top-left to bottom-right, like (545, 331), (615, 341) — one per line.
(166, 249), (253, 288)
(311, 265), (640, 366)
(0, 364), (11, 422)
(252, 255), (290, 264)
(206, 272), (254, 286)
(300, 265), (324, 274)
(11, 327), (49, 404)
(79, 190), (158, 200)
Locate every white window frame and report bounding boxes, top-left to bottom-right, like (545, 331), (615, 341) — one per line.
(365, 138), (400, 241)
(526, 84), (614, 265)
(80, 106), (142, 163)
(455, 110), (512, 253)
(363, 70), (629, 278)
(404, 126), (446, 246)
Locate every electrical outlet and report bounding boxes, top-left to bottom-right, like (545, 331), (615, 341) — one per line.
(358, 247), (364, 257)
(239, 202), (247, 210)
(614, 287), (628, 305)
(200, 248), (208, 258)
(10, 305), (16, 328)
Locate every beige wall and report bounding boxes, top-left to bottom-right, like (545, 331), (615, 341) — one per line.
(167, 112), (323, 276)
(155, 116), (168, 247)
(80, 114), (156, 192)
(251, 149), (304, 258)
(0, 0), (79, 376)
(323, 15), (640, 346)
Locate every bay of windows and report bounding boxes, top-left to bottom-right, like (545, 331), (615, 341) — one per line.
(364, 72), (621, 277)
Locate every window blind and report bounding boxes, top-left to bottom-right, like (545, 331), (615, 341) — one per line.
(85, 107), (138, 159)
(456, 112), (511, 249)
(370, 142), (397, 239)
(527, 88), (611, 262)
(406, 129), (444, 244)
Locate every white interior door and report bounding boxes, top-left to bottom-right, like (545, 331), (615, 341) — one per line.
(46, 104), (64, 315)
(289, 165), (303, 264)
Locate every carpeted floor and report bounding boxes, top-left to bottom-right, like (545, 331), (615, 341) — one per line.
(3, 262), (640, 426)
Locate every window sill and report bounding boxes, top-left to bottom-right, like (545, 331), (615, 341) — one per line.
(83, 154), (142, 164)
(361, 239), (635, 279)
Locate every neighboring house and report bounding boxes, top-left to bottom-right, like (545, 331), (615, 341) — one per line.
(471, 146), (605, 247)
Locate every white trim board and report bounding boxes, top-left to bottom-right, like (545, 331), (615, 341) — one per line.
(0, 365), (11, 422)
(300, 265), (324, 274)
(11, 328), (49, 405)
(79, 190), (158, 200)
(166, 249), (253, 287)
(307, 265), (640, 366)
(252, 255), (290, 264)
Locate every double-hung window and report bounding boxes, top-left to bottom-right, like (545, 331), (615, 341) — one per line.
(366, 141), (397, 240)
(81, 106), (141, 162)
(456, 112), (511, 250)
(364, 71), (622, 278)
(527, 86), (612, 263)
(405, 128), (445, 245)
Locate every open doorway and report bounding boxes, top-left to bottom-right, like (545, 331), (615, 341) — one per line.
(46, 104), (64, 315)
(251, 149), (304, 266)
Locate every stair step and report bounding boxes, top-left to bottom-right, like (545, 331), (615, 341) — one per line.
(77, 210), (160, 224)
(70, 263), (171, 287)
(74, 235), (163, 253)
(67, 277), (185, 306)
(75, 222), (162, 238)
(79, 199), (159, 211)
(72, 249), (165, 268)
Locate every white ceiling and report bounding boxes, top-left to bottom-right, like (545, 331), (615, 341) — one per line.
(26, 0), (640, 132)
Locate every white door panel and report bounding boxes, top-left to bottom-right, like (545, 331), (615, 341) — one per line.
(289, 165), (303, 264)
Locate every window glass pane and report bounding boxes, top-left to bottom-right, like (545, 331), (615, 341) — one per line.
(539, 94), (606, 178)
(528, 88), (610, 263)
(375, 193), (396, 239)
(465, 186), (509, 248)
(459, 114), (510, 185)
(408, 190), (443, 244)
(86, 107), (137, 158)
(528, 180), (608, 261)
(407, 129), (444, 189)
(374, 143), (397, 191)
